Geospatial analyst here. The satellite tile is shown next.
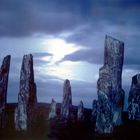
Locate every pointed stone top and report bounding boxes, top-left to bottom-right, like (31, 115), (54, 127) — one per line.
(64, 79), (71, 87)
(3, 55), (11, 60)
(23, 54), (33, 58)
(104, 35), (124, 67)
(22, 54), (33, 64)
(51, 98), (56, 103)
(92, 99), (97, 105)
(105, 35), (124, 44)
(79, 100), (83, 106)
(1, 55), (11, 67)
(132, 73), (140, 78)
(65, 79), (70, 83)
(78, 100), (84, 109)
(21, 53), (34, 74)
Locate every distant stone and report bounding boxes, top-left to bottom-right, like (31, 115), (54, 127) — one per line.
(77, 100), (84, 121)
(14, 108), (19, 130)
(128, 74), (140, 121)
(15, 54), (37, 131)
(48, 99), (57, 120)
(0, 55), (11, 128)
(91, 100), (97, 122)
(61, 79), (72, 119)
(96, 35), (125, 134)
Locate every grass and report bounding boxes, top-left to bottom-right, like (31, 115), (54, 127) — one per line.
(0, 103), (140, 140)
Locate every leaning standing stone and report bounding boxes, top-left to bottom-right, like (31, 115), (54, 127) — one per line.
(15, 54), (37, 131)
(0, 55), (11, 128)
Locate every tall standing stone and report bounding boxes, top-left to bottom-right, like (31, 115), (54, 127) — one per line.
(0, 55), (11, 128)
(77, 100), (84, 121)
(96, 35), (125, 134)
(61, 79), (72, 119)
(15, 54), (37, 131)
(128, 74), (140, 121)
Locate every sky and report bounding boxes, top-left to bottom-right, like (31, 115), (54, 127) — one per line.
(0, 0), (140, 109)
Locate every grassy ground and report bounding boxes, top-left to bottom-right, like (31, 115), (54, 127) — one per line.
(0, 103), (48, 140)
(0, 103), (140, 140)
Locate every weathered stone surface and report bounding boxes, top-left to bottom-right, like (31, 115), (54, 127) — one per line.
(15, 96), (27, 131)
(96, 35), (125, 134)
(48, 99), (57, 120)
(128, 74), (140, 121)
(77, 100), (84, 121)
(15, 54), (37, 131)
(91, 100), (97, 122)
(0, 55), (11, 128)
(61, 79), (72, 119)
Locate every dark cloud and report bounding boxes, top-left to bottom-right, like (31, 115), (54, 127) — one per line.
(124, 36), (140, 66)
(60, 49), (103, 64)
(0, 0), (139, 37)
(0, 0), (92, 37)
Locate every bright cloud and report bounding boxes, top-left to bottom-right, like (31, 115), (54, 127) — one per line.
(41, 37), (81, 63)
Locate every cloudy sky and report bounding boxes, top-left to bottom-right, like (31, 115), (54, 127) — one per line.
(0, 0), (140, 109)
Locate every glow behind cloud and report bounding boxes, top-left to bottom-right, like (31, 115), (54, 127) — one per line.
(41, 37), (81, 63)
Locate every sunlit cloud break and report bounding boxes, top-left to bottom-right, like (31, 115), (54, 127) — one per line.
(41, 37), (81, 64)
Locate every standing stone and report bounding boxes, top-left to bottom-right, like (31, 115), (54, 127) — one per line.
(15, 54), (37, 131)
(128, 74), (140, 121)
(91, 100), (97, 122)
(0, 55), (11, 128)
(61, 79), (72, 119)
(96, 35), (125, 134)
(77, 100), (84, 121)
(48, 99), (57, 120)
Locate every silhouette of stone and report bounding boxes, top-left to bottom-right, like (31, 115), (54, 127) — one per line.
(48, 99), (57, 120)
(91, 100), (97, 122)
(15, 54), (37, 131)
(77, 100), (84, 121)
(0, 55), (11, 128)
(61, 79), (72, 119)
(128, 74), (140, 121)
(96, 35), (125, 134)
